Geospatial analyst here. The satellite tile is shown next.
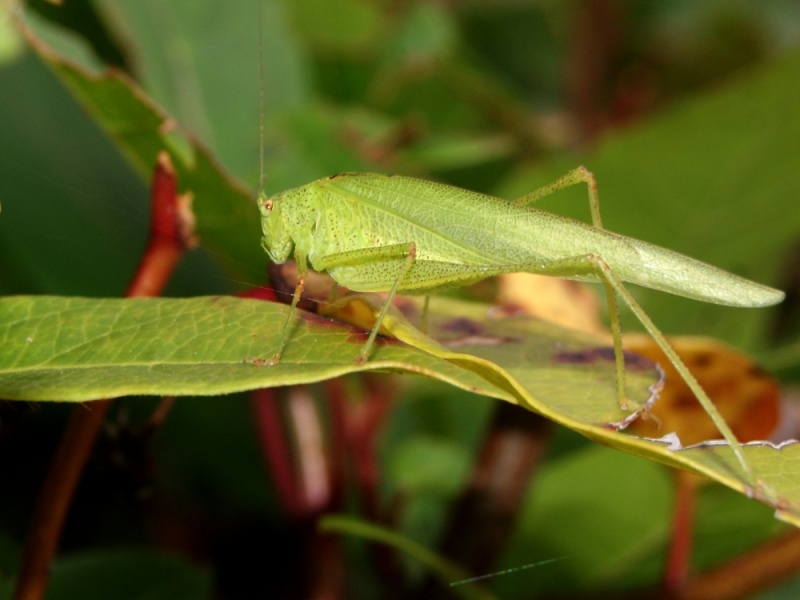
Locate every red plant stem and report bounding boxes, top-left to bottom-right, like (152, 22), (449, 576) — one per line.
(566, 0), (624, 142)
(423, 403), (552, 586)
(253, 383), (341, 518)
(288, 386), (332, 514)
(250, 374), (395, 596)
(340, 375), (396, 520)
(252, 384), (343, 599)
(681, 529), (800, 600)
(252, 387), (305, 515)
(663, 471), (697, 593)
(13, 152), (192, 600)
(126, 155), (196, 298)
(147, 396), (176, 430)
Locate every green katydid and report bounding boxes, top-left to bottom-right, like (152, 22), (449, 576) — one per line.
(257, 168), (783, 475)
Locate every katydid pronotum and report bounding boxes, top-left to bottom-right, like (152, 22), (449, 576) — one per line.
(257, 169), (783, 475)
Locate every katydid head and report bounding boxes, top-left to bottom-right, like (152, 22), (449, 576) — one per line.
(259, 191), (293, 264)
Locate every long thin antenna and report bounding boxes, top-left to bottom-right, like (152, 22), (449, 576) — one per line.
(257, 0), (266, 197)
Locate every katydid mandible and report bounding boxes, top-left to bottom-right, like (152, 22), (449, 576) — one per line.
(257, 169), (783, 475)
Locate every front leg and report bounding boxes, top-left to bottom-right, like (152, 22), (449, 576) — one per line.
(271, 251), (309, 364)
(317, 242), (418, 362)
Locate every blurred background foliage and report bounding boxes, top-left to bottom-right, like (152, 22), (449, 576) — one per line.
(2, 0), (800, 598)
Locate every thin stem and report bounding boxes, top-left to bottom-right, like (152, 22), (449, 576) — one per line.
(681, 529), (800, 600)
(663, 472), (698, 593)
(418, 403), (552, 597)
(13, 403), (112, 600)
(251, 387), (307, 516)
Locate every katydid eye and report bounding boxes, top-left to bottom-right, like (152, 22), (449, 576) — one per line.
(262, 199), (274, 212)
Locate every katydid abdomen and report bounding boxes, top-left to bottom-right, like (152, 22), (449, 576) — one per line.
(262, 173), (783, 308)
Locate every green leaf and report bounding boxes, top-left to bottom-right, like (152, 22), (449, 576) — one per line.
(1, 294), (799, 527)
(14, 9), (263, 283)
(493, 447), (673, 597)
(77, 0), (309, 181)
(0, 295), (515, 402)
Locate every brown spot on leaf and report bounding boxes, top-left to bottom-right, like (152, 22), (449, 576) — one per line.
(439, 317), (485, 336)
(554, 346), (654, 371)
(243, 356), (270, 366)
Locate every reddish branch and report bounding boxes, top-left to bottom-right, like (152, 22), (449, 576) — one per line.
(417, 403), (553, 598)
(13, 152), (194, 600)
(680, 529), (800, 600)
(251, 387), (322, 518)
(250, 374), (397, 597)
(663, 472), (698, 592)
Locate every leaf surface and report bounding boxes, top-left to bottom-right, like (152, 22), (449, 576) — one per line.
(1, 294), (798, 526)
